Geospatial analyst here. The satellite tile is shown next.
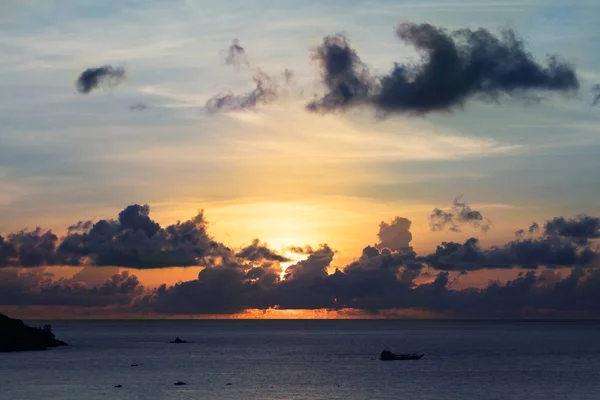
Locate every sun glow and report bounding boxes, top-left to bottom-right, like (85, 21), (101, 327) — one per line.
(279, 250), (308, 280)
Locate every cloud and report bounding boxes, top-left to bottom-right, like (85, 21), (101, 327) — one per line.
(529, 222), (540, 234)
(224, 38), (249, 68)
(69, 266), (121, 286)
(2, 208), (600, 317)
(129, 103), (148, 111)
(138, 259), (281, 314)
(7, 264), (600, 318)
(428, 268), (600, 318)
(205, 69), (280, 113)
(516, 222), (540, 240)
(592, 84), (600, 106)
(307, 23), (579, 115)
(0, 228), (58, 267)
(140, 240), (600, 317)
(2, 206), (597, 275)
(544, 215), (600, 245)
(75, 65), (126, 94)
(0, 269), (143, 308)
(306, 34), (373, 113)
(0, 204), (291, 270)
(376, 217), (413, 252)
(56, 204), (216, 268)
(283, 68), (294, 85)
(206, 40), (294, 113)
(285, 245), (315, 255)
(235, 239), (289, 263)
(424, 228), (598, 272)
(283, 245), (335, 281)
(429, 196), (491, 232)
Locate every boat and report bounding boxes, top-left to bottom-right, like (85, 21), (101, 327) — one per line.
(379, 349), (424, 361)
(169, 337), (188, 344)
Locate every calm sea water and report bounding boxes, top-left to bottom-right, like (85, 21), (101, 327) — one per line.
(1, 320), (600, 399)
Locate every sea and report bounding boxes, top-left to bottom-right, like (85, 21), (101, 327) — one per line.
(1, 320), (600, 399)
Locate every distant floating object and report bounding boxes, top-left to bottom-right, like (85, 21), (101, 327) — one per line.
(169, 337), (188, 344)
(174, 381), (187, 386)
(114, 385), (123, 388)
(379, 349), (424, 361)
(130, 364), (139, 367)
(226, 383), (232, 386)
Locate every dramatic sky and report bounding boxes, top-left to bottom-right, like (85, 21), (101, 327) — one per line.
(1, 0), (599, 319)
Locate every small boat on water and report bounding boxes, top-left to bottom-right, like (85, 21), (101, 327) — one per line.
(169, 337), (188, 344)
(379, 349), (424, 361)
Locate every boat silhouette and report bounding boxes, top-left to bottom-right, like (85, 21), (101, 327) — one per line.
(169, 337), (188, 344)
(379, 349), (424, 361)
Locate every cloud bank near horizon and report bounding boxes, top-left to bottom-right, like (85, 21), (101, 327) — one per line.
(1, 204), (599, 317)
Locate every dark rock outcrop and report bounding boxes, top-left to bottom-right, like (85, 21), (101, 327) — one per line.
(0, 313), (68, 352)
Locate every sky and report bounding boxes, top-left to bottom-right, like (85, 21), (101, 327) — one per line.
(1, 0), (599, 319)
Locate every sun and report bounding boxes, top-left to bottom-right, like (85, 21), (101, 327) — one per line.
(205, 200), (329, 246)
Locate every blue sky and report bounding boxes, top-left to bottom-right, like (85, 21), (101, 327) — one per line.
(1, 0), (599, 257)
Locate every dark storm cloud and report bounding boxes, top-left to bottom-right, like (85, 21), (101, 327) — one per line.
(0, 228), (58, 267)
(143, 213), (599, 315)
(141, 242), (600, 317)
(283, 245), (335, 281)
(306, 34), (373, 113)
(138, 260), (281, 314)
(429, 196), (491, 232)
(428, 268), (600, 318)
(0, 204), (290, 269)
(0, 269), (143, 307)
(424, 226), (598, 272)
(376, 217), (413, 252)
(56, 204), (216, 268)
(141, 221), (424, 314)
(75, 65), (126, 94)
(307, 23), (579, 115)
(4, 209), (600, 317)
(544, 215), (600, 245)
